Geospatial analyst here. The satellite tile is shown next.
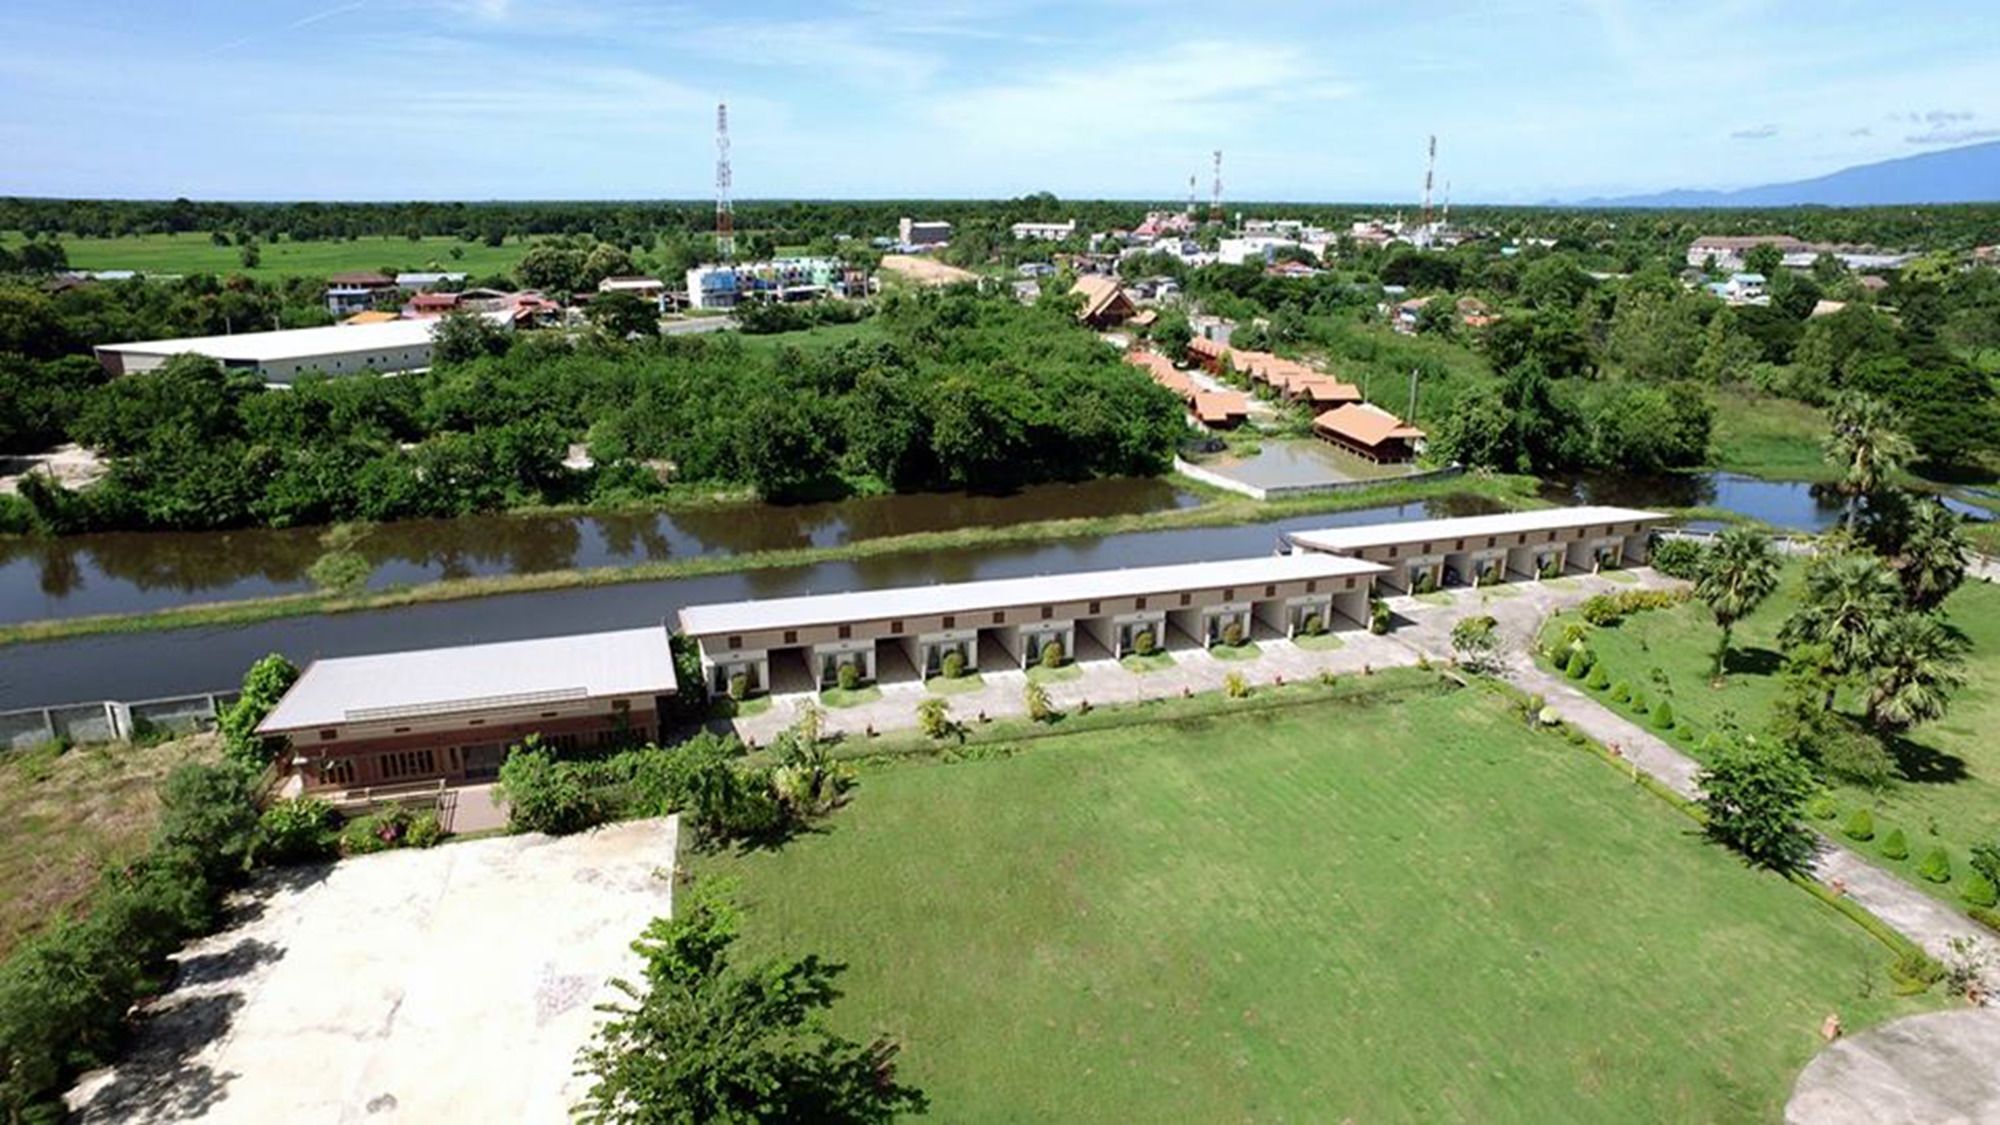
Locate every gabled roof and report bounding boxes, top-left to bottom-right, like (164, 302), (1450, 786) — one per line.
(1193, 391), (1249, 424)
(1312, 402), (1425, 446)
(327, 271), (396, 286)
(1071, 274), (1134, 322)
(257, 626), (677, 732)
(1287, 506), (1666, 554)
(678, 553), (1388, 638)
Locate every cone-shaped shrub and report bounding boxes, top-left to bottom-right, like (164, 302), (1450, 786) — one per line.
(1564, 649), (1590, 679)
(1963, 871), (2000, 909)
(1650, 699), (1675, 730)
(1610, 681), (1631, 704)
(1843, 808), (1875, 842)
(1805, 793), (1838, 821)
(1917, 847), (1952, 884)
(1879, 826), (1908, 860)
(1629, 689), (1649, 714)
(1585, 664), (1611, 691)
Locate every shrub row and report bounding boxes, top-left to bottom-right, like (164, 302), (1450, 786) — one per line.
(1649, 537), (1711, 580)
(1578, 587), (1692, 626)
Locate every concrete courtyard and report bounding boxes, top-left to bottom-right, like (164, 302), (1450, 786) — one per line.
(66, 818), (680, 1124)
(731, 569), (1679, 743)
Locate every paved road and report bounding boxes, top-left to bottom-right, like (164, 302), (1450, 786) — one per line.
(1786, 1009), (2000, 1124)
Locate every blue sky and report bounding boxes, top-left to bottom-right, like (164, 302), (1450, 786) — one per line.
(2, 0), (1996, 202)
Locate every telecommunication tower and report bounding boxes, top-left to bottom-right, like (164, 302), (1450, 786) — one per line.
(715, 101), (735, 261)
(1209, 150), (1223, 223)
(1420, 134), (1437, 228)
(1187, 173), (1197, 217)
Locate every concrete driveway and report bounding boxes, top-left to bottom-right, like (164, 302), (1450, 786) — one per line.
(67, 818), (680, 1124)
(1786, 1009), (2000, 1124)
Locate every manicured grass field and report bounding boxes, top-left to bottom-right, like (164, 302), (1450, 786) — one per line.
(1546, 572), (2000, 906)
(728, 318), (887, 353)
(0, 734), (215, 958)
(696, 688), (1932, 1121)
(13, 230), (535, 280)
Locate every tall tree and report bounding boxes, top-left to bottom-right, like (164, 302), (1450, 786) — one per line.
(1694, 527), (1781, 678)
(1864, 612), (1968, 732)
(1779, 551), (1902, 707)
(1822, 392), (1914, 527)
(1697, 741), (1817, 871)
(1894, 498), (1970, 612)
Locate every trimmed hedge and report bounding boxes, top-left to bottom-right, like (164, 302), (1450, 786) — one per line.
(1564, 649), (1591, 679)
(1962, 871), (2000, 909)
(1879, 826), (1908, 860)
(1917, 847), (1953, 884)
(1649, 699), (1675, 730)
(1585, 663), (1611, 691)
(1843, 808), (1875, 843)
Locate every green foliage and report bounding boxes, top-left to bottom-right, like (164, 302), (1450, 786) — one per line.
(496, 739), (606, 836)
(1971, 906), (2000, 935)
(1916, 847), (1952, 884)
(1609, 680), (1632, 704)
(727, 672), (749, 702)
(256, 797), (338, 864)
(1025, 680), (1054, 723)
(405, 809), (446, 849)
(1039, 639), (1065, 668)
(1580, 587), (1690, 627)
(573, 882), (927, 1124)
(1962, 871), (1999, 909)
(836, 662), (860, 691)
(1697, 742), (1817, 870)
(1369, 600), (1390, 635)
(1887, 948), (1945, 994)
(1298, 612), (1324, 637)
(1649, 537), (1710, 580)
(338, 805), (416, 855)
(1223, 671), (1250, 699)
(1879, 827), (1908, 860)
(1132, 629), (1157, 656)
(940, 648), (966, 679)
(917, 697), (955, 741)
(217, 652), (300, 769)
(1629, 688), (1649, 714)
(307, 548), (372, 595)
(154, 761), (264, 883)
(1219, 621), (1246, 648)
(1585, 663), (1611, 691)
(1451, 614), (1500, 672)
(1804, 793), (1838, 821)
(1841, 808), (1875, 842)
(1564, 648), (1591, 679)
(1649, 699), (1675, 730)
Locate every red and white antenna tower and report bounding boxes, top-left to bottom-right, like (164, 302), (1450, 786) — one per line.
(1209, 149), (1223, 224)
(1420, 134), (1437, 228)
(1186, 173), (1197, 218)
(715, 101), (735, 262)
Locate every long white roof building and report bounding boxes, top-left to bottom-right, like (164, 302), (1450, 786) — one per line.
(1286, 506), (1665, 554)
(678, 553), (1386, 638)
(93, 314), (510, 385)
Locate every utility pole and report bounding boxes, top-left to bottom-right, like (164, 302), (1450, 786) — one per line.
(1407, 366), (1420, 425)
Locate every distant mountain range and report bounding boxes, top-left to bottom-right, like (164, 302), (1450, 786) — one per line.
(1572, 140), (2000, 207)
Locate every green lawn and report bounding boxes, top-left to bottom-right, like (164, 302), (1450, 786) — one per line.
(1025, 663), (1083, 684)
(1546, 572), (2000, 909)
(1207, 640), (1261, 661)
(729, 319), (886, 354)
(1119, 651), (1175, 673)
(1291, 631), (1345, 651)
(15, 230), (535, 280)
(697, 689), (1932, 1121)
(819, 684), (884, 709)
(925, 673), (985, 696)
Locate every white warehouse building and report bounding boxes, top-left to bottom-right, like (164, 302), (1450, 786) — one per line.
(93, 316), (509, 385)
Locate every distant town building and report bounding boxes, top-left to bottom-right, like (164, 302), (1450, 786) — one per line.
(1009, 220), (1077, 241)
(1071, 275), (1137, 327)
(395, 272), (467, 290)
(94, 316), (511, 385)
(684, 258), (857, 310)
(898, 217), (953, 248)
(1312, 402), (1426, 464)
(324, 271), (398, 316)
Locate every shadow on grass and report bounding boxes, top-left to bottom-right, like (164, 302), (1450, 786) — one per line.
(1720, 646), (1784, 678)
(1884, 733), (1969, 786)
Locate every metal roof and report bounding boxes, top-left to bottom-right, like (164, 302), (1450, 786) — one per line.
(1287, 506), (1666, 554)
(257, 626), (676, 732)
(677, 553), (1386, 638)
(96, 318), (449, 364)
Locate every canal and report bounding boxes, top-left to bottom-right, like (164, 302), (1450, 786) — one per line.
(0, 493), (1500, 707)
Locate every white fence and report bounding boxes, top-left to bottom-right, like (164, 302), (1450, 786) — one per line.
(1175, 457), (1464, 502)
(0, 690), (239, 751)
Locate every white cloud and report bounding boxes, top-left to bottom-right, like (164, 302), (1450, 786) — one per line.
(1729, 123), (1779, 140)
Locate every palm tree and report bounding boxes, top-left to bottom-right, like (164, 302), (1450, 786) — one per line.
(1779, 552), (1902, 707)
(1694, 527), (1781, 679)
(1896, 498), (1970, 612)
(1865, 612), (1968, 731)
(1823, 393), (1916, 527)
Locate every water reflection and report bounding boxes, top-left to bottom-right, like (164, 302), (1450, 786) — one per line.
(0, 478), (1199, 624)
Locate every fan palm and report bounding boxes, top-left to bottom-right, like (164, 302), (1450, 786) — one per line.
(1693, 527), (1780, 678)
(1896, 498), (1970, 612)
(1865, 611), (1968, 731)
(1823, 393), (1915, 526)
(1779, 552), (1902, 706)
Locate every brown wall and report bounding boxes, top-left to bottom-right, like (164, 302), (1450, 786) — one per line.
(282, 702), (655, 792)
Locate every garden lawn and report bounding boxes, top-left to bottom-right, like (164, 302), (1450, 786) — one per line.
(1706, 389), (1831, 480)
(1548, 572), (2000, 908)
(30, 231), (535, 280)
(0, 734), (216, 958)
(696, 688), (1932, 1122)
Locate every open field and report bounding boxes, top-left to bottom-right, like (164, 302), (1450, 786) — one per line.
(728, 318), (886, 354)
(0, 733), (216, 958)
(877, 254), (978, 286)
(1543, 572), (2000, 910)
(10, 231), (536, 280)
(1707, 389), (1833, 481)
(696, 687), (1933, 1122)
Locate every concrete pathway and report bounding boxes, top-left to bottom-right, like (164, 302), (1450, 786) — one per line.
(1785, 1009), (2000, 1124)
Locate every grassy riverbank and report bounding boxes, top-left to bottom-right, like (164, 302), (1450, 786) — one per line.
(0, 472), (1541, 647)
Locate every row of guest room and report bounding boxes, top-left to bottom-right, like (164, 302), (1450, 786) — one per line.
(255, 505), (1664, 793)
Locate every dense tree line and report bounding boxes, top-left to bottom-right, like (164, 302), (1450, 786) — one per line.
(4, 286), (1182, 533)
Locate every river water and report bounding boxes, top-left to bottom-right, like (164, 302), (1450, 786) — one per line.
(0, 493), (1500, 707)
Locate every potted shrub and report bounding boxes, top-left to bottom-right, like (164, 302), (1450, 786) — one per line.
(940, 649), (966, 680)
(1369, 600), (1390, 635)
(1220, 620), (1245, 648)
(1040, 639), (1065, 668)
(1299, 612), (1323, 636)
